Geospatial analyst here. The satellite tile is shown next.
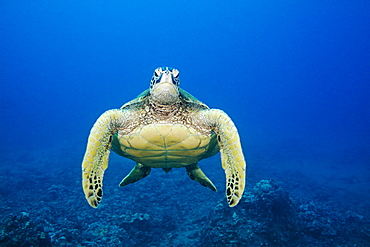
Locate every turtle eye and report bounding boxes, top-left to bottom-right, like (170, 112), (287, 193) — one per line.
(172, 69), (179, 78)
(154, 69), (161, 77)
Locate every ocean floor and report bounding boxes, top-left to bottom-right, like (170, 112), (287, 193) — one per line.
(0, 142), (369, 246)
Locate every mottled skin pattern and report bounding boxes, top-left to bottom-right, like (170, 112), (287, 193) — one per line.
(82, 67), (246, 208)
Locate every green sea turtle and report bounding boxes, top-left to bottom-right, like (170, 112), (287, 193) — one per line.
(82, 67), (246, 208)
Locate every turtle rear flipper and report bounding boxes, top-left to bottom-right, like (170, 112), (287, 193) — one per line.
(119, 163), (151, 187)
(186, 163), (217, 192)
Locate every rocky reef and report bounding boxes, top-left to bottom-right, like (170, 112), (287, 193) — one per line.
(200, 179), (370, 246)
(1, 147), (369, 246)
(1, 175), (369, 246)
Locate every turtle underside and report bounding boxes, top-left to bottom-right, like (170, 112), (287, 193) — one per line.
(111, 88), (220, 168)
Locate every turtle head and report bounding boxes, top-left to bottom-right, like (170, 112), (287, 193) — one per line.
(150, 67), (180, 105)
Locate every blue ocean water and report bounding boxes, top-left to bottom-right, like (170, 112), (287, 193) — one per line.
(1, 1), (369, 246)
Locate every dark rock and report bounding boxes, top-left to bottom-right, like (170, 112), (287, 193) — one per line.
(199, 179), (370, 246)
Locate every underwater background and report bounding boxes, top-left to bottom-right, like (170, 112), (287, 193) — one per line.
(1, 0), (369, 246)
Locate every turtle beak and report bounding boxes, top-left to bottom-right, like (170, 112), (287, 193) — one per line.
(151, 74), (179, 105)
(152, 73), (178, 93)
(151, 81), (178, 98)
(159, 72), (174, 84)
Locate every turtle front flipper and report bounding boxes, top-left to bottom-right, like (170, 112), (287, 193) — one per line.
(200, 109), (246, 207)
(119, 163), (151, 187)
(186, 163), (217, 192)
(82, 109), (127, 208)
